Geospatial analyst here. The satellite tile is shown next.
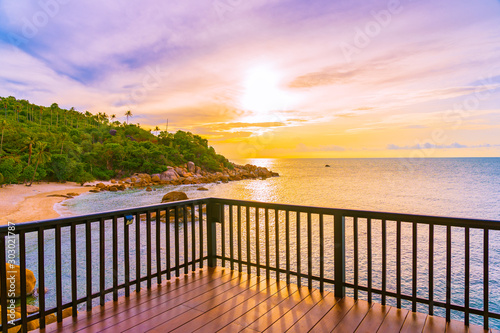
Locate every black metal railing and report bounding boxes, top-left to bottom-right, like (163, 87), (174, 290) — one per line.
(1, 197), (499, 332)
(0, 198), (209, 332)
(209, 198), (500, 330)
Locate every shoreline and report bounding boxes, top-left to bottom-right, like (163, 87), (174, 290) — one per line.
(0, 183), (94, 225)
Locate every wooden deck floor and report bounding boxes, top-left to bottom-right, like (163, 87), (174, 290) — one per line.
(35, 267), (496, 333)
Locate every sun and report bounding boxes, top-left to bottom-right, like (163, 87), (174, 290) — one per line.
(240, 66), (296, 118)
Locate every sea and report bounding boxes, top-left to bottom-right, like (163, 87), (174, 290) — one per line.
(58, 158), (500, 220)
(29, 158), (500, 328)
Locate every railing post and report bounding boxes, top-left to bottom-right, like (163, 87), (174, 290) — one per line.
(334, 213), (345, 298)
(207, 200), (220, 268)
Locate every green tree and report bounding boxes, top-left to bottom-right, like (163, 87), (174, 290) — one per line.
(21, 164), (36, 183)
(125, 110), (132, 124)
(21, 135), (37, 168)
(29, 142), (51, 185)
(0, 119), (6, 157)
(0, 158), (22, 184)
(59, 132), (69, 154)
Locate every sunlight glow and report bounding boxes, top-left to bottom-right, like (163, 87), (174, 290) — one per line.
(240, 66), (296, 117)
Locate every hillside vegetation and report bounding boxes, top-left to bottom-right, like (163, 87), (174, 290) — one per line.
(0, 96), (233, 185)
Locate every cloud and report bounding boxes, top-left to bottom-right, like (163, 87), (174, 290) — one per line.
(387, 142), (499, 150)
(296, 143), (345, 152)
(288, 68), (364, 88)
(1, 0), (500, 158)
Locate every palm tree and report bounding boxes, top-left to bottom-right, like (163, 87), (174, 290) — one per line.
(125, 110), (132, 124)
(50, 103), (58, 129)
(39, 106), (43, 126)
(69, 107), (75, 121)
(24, 136), (37, 167)
(28, 142), (51, 186)
(0, 120), (6, 157)
(59, 132), (69, 154)
(111, 114), (116, 124)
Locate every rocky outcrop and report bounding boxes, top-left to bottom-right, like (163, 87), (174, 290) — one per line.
(161, 191), (188, 203)
(187, 161), (195, 173)
(90, 161), (279, 194)
(160, 169), (180, 182)
(0, 264), (36, 299)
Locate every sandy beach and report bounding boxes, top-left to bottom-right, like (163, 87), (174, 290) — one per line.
(0, 183), (93, 225)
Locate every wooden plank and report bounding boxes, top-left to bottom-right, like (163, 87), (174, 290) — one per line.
(34, 268), (486, 333)
(181, 278), (281, 332)
(81, 305), (203, 333)
(191, 280), (288, 332)
(149, 276), (266, 333)
(37, 267), (228, 333)
(91, 270), (244, 333)
(181, 272), (252, 309)
(355, 303), (391, 333)
(468, 323), (490, 333)
(422, 315), (446, 333)
(118, 273), (255, 333)
(287, 292), (340, 332)
(309, 297), (356, 332)
(377, 307), (409, 332)
(331, 299), (373, 333)
(217, 323), (260, 333)
(191, 275), (261, 313)
(246, 286), (315, 332)
(445, 319), (469, 333)
(401, 311), (427, 333)
(233, 283), (300, 329)
(263, 289), (323, 332)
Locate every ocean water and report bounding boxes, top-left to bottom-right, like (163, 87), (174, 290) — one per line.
(60, 158), (500, 220)
(27, 158), (500, 328)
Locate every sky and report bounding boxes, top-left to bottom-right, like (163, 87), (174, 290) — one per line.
(0, 0), (500, 159)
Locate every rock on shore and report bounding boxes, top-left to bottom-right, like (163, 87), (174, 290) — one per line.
(90, 161), (279, 193)
(161, 191), (188, 203)
(0, 263), (36, 298)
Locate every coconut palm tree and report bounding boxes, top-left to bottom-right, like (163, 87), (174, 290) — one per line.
(28, 142), (51, 186)
(1, 98), (4, 116)
(50, 103), (58, 129)
(125, 110), (132, 124)
(0, 120), (6, 157)
(59, 132), (69, 154)
(23, 136), (37, 167)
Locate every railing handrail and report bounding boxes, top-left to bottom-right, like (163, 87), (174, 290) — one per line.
(0, 198), (209, 233)
(2, 197), (498, 234)
(211, 197), (500, 228)
(1, 197), (499, 332)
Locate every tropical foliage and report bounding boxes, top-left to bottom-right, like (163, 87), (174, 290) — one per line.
(0, 96), (233, 185)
